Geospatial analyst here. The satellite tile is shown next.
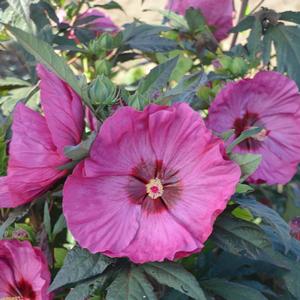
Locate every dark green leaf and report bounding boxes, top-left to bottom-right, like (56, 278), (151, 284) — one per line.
(66, 275), (108, 300)
(123, 23), (178, 53)
(283, 263), (300, 299)
(280, 11), (300, 24)
(96, 1), (124, 12)
(185, 8), (206, 33)
(231, 16), (255, 33)
(202, 279), (268, 300)
(107, 265), (157, 300)
(43, 200), (52, 239)
(6, 25), (82, 96)
(236, 197), (291, 253)
(263, 24), (300, 87)
(52, 214), (66, 239)
(143, 262), (206, 300)
(164, 71), (207, 103)
(247, 18), (262, 58)
(137, 56), (179, 99)
(49, 247), (113, 291)
(212, 215), (291, 269)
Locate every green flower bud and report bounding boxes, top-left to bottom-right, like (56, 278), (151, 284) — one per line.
(88, 75), (116, 106)
(230, 57), (248, 76)
(95, 59), (113, 76)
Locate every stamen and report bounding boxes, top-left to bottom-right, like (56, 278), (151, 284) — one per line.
(146, 178), (164, 199)
(252, 128), (268, 141)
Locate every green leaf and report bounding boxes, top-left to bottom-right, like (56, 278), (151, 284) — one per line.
(230, 153), (262, 181)
(6, 25), (82, 96)
(52, 214), (66, 240)
(212, 214), (291, 269)
(0, 204), (30, 239)
(280, 11), (300, 25)
(263, 24), (300, 88)
(64, 133), (96, 161)
(6, 0), (36, 32)
(66, 275), (108, 300)
(247, 18), (262, 58)
(226, 127), (262, 153)
(66, 280), (93, 300)
(142, 262), (206, 300)
(123, 23), (178, 53)
(49, 247), (113, 291)
(43, 200), (52, 239)
(107, 265), (157, 300)
(236, 197), (291, 253)
(95, 1), (124, 12)
(202, 279), (268, 300)
(0, 77), (30, 88)
(164, 71), (207, 104)
(0, 86), (36, 116)
(148, 9), (188, 30)
(231, 16), (255, 33)
(185, 8), (206, 33)
(236, 183), (254, 194)
(137, 56), (178, 99)
(283, 262), (300, 299)
(54, 247), (68, 268)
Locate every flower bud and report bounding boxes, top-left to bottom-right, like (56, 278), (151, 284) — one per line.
(95, 59), (113, 77)
(88, 75), (116, 106)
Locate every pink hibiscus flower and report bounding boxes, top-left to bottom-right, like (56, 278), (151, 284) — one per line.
(166, 0), (233, 41)
(70, 8), (118, 40)
(63, 103), (240, 263)
(0, 64), (84, 208)
(207, 71), (300, 185)
(0, 240), (52, 299)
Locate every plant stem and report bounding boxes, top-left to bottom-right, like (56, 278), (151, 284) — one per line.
(230, 0), (250, 49)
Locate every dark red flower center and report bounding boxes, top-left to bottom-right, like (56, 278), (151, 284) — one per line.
(128, 159), (182, 214)
(8, 278), (36, 300)
(233, 111), (268, 150)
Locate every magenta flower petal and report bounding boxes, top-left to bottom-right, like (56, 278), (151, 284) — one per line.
(0, 240), (52, 299)
(63, 172), (141, 254)
(37, 64), (84, 154)
(0, 65), (84, 208)
(84, 106), (158, 177)
(166, 0), (233, 41)
(0, 177), (13, 207)
(4, 103), (66, 207)
(78, 9), (119, 35)
(64, 103), (240, 263)
(207, 71), (300, 184)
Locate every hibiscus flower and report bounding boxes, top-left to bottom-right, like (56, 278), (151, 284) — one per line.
(0, 240), (52, 300)
(63, 103), (240, 263)
(0, 64), (84, 208)
(207, 71), (300, 184)
(166, 0), (233, 41)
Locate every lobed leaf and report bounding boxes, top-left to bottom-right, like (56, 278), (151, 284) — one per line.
(49, 247), (113, 291)
(106, 266), (157, 300)
(142, 262), (206, 300)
